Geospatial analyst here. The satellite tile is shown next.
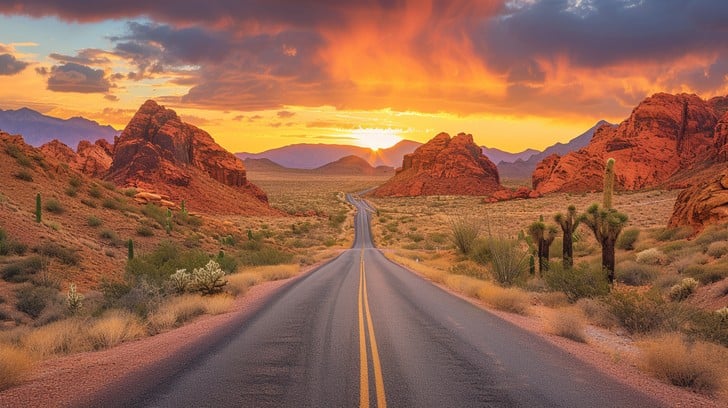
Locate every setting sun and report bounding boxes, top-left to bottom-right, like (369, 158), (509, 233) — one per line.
(351, 128), (402, 151)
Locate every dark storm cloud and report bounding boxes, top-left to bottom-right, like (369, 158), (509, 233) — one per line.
(47, 62), (112, 93)
(0, 53), (28, 75)
(478, 0), (728, 73)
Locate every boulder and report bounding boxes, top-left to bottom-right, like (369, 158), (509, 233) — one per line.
(669, 168), (728, 230)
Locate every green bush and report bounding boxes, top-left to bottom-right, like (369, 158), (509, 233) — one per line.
(44, 198), (64, 214)
(685, 309), (728, 347)
(485, 237), (529, 286)
(65, 186), (78, 197)
(682, 263), (728, 284)
(69, 176), (82, 188)
(0, 228), (27, 256)
(695, 225), (728, 246)
(605, 291), (667, 334)
(654, 226), (693, 242)
(450, 217), (480, 255)
(136, 225), (154, 237)
(142, 203), (169, 227)
(635, 248), (667, 265)
(13, 170), (33, 181)
(15, 286), (58, 318)
(35, 242), (80, 266)
(1, 256), (44, 282)
(617, 228), (639, 250)
(102, 198), (119, 210)
(87, 216), (102, 227)
(238, 246), (293, 266)
(125, 241), (210, 285)
(615, 260), (657, 286)
(705, 241), (728, 258)
(544, 262), (610, 302)
(88, 184), (102, 198)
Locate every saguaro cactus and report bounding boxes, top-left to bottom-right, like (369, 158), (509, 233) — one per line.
(35, 193), (42, 223)
(127, 239), (134, 260)
(603, 158), (615, 209)
(555, 205), (580, 269)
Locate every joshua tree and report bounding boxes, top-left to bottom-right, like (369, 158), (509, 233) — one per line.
(35, 193), (42, 223)
(580, 158), (628, 284)
(528, 220), (558, 275)
(555, 205), (580, 269)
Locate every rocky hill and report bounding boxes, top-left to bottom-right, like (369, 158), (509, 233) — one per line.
(533, 93), (727, 194)
(40, 139), (113, 178)
(371, 133), (504, 197)
(107, 100), (275, 215)
(312, 155), (394, 176)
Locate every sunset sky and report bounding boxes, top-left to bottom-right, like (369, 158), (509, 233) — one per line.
(1, 1), (728, 153)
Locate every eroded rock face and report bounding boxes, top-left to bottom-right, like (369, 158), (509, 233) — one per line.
(669, 168), (728, 230)
(533, 93), (725, 194)
(107, 100), (272, 214)
(372, 132), (503, 197)
(76, 139), (113, 178)
(39, 139), (77, 164)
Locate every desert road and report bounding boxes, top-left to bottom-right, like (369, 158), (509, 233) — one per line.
(95, 195), (662, 408)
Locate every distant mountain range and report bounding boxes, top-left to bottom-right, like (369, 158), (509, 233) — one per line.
(0, 107), (119, 149)
(245, 155), (394, 176)
(497, 120), (610, 179)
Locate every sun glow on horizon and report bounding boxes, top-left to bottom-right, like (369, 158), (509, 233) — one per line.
(351, 128), (402, 151)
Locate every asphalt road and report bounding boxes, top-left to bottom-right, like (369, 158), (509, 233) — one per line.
(100, 195), (663, 408)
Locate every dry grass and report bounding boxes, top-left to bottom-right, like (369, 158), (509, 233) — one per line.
(204, 294), (235, 315)
(86, 311), (146, 350)
(226, 264), (299, 295)
(576, 298), (619, 329)
(0, 345), (34, 390)
(147, 295), (207, 333)
(640, 333), (728, 394)
(477, 284), (531, 315)
(21, 319), (89, 357)
(547, 309), (588, 342)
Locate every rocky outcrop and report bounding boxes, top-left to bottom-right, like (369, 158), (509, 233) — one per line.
(107, 100), (274, 215)
(669, 168), (728, 230)
(39, 138), (113, 178)
(371, 132), (504, 197)
(533, 93), (726, 194)
(39, 139), (76, 164)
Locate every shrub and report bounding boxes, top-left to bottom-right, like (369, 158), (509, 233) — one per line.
(476, 284), (530, 315)
(13, 170), (33, 181)
(238, 246), (293, 266)
(68, 176), (82, 188)
(35, 242), (80, 266)
(576, 298), (618, 328)
(189, 260), (227, 295)
(0, 345), (34, 390)
(450, 216), (480, 255)
(449, 262), (488, 280)
(16, 286), (58, 318)
(635, 248), (667, 265)
(615, 261), (658, 286)
(168, 269), (192, 293)
(547, 310), (587, 342)
(1, 256), (44, 283)
(44, 198), (64, 214)
(87, 311), (145, 350)
(101, 198), (119, 210)
(695, 225), (728, 246)
(682, 263), (728, 284)
(125, 241), (209, 285)
(141, 203), (169, 227)
(640, 334), (727, 393)
(136, 225), (154, 237)
(668, 278), (698, 302)
(655, 226), (693, 242)
(64, 186), (78, 197)
(616, 228), (639, 250)
(80, 198), (97, 208)
(606, 291), (666, 334)
(705, 241), (728, 258)
(88, 185), (102, 198)
(0, 229), (28, 256)
(87, 216), (102, 227)
(544, 262), (610, 302)
(66, 283), (83, 314)
(486, 237), (529, 286)
(21, 318), (88, 356)
(147, 295), (206, 333)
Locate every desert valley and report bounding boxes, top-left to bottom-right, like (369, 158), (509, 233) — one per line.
(1, 1), (728, 407)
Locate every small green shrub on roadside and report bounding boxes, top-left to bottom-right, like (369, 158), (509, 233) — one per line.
(238, 246), (294, 266)
(606, 291), (667, 334)
(485, 237), (529, 286)
(544, 262), (610, 302)
(450, 216), (480, 255)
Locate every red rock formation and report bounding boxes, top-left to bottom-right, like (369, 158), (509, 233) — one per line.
(76, 139), (113, 178)
(39, 139), (76, 164)
(371, 132), (504, 197)
(107, 100), (274, 215)
(669, 168), (728, 230)
(533, 93), (724, 194)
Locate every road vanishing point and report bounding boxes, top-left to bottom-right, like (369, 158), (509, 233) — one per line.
(93, 195), (663, 408)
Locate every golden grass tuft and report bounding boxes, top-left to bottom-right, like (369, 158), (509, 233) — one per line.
(147, 295), (206, 334)
(204, 294), (235, 315)
(0, 344), (35, 390)
(547, 309), (587, 342)
(640, 333), (728, 394)
(87, 311), (146, 350)
(226, 264), (299, 295)
(476, 283), (530, 315)
(444, 274), (482, 298)
(21, 319), (89, 357)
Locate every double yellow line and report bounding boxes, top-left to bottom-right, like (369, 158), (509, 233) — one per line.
(358, 249), (387, 408)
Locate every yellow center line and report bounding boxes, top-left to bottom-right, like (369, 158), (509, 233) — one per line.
(358, 254), (369, 408)
(359, 248), (387, 408)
